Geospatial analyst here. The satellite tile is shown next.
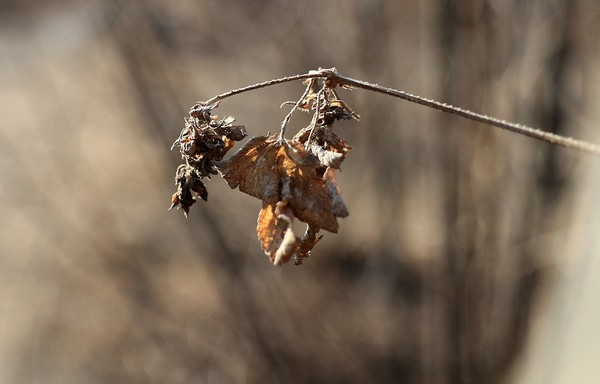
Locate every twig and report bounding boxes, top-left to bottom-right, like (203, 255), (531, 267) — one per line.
(305, 86), (324, 148)
(333, 73), (600, 155)
(278, 80), (313, 140)
(203, 73), (317, 106)
(200, 68), (600, 155)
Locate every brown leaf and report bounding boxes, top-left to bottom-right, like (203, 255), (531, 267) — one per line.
(174, 114), (247, 177)
(295, 225), (323, 264)
(218, 135), (348, 233)
(293, 125), (351, 170)
(279, 146), (343, 233)
(257, 201), (300, 265)
(323, 167), (348, 218)
(169, 109), (247, 216)
(217, 135), (281, 203)
(306, 143), (344, 169)
(256, 202), (277, 254)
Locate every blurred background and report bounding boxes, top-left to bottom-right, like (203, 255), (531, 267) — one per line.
(1, 0), (600, 383)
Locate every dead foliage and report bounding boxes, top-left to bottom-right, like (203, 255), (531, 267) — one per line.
(170, 74), (359, 265)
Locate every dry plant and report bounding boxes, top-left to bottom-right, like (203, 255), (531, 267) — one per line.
(170, 67), (600, 266)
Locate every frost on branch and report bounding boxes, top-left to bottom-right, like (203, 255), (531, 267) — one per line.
(170, 72), (359, 265)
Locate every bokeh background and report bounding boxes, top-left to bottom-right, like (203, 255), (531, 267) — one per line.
(1, 0), (600, 383)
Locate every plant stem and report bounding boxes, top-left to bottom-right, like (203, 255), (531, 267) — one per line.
(201, 68), (600, 155)
(203, 73), (317, 106)
(278, 80), (313, 140)
(333, 73), (600, 155)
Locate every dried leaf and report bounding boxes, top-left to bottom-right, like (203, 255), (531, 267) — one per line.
(256, 202), (277, 253)
(257, 201), (300, 265)
(172, 76), (361, 263)
(280, 161), (342, 233)
(218, 135), (348, 233)
(293, 125), (351, 170)
(217, 135), (281, 203)
(275, 227), (300, 266)
(295, 225), (323, 264)
(169, 108), (246, 216)
(173, 114), (247, 177)
(169, 164), (202, 216)
(306, 143), (344, 169)
(324, 167), (348, 217)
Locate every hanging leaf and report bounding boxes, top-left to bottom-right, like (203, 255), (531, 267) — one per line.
(218, 135), (348, 233)
(217, 134), (349, 265)
(257, 201), (301, 266)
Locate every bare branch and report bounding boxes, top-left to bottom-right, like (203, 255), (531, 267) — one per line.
(202, 72), (318, 106)
(331, 72), (600, 155)
(278, 79), (313, 140)
(198, 68), (600, 155)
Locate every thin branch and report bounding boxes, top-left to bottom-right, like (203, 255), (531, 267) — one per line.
(200, 68), (600, 155)
(332, 73), (600, 155)
(278, 80), (313, 140)
(305, 87), (324, 148)
(202, 72), (317, 106)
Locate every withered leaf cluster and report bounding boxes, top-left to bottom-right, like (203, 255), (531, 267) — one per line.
(170, 103), (246, 216)
(170, 77), (359, 265)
